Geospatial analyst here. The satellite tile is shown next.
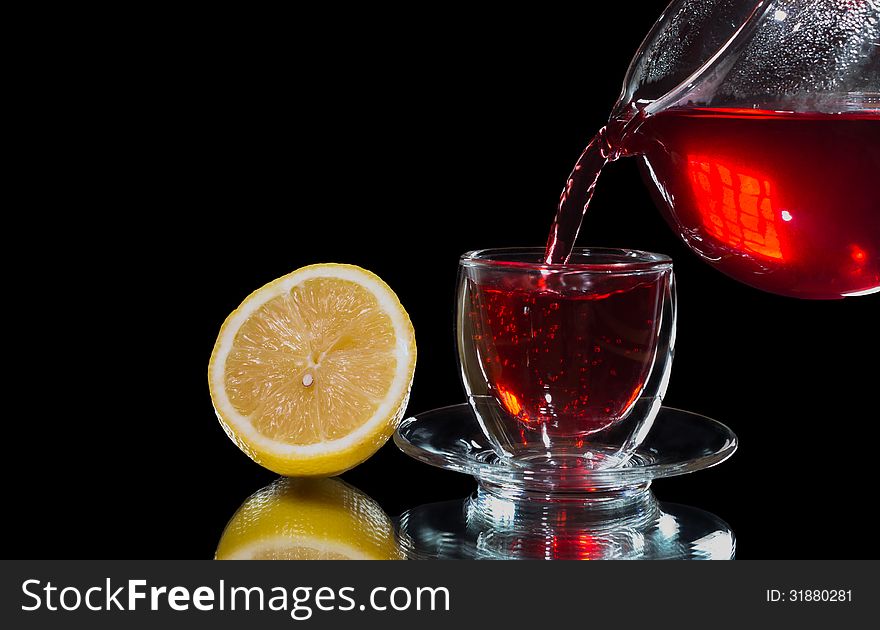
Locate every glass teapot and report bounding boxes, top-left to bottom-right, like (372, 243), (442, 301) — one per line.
(579, 0), (879, 299)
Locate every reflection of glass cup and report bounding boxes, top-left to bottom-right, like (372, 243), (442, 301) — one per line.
(457, 248), (675, 468)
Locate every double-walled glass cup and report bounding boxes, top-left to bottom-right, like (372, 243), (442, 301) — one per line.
(457, 248), (676, 469)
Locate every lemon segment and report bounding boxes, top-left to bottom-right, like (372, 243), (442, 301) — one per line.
(209, 264), (416, 476)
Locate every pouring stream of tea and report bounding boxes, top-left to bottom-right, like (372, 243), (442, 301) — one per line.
(544, 113), (640, 265)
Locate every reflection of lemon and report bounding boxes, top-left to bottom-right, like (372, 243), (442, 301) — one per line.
(216, 478), (402, 560)
(208, 264), (416, 476)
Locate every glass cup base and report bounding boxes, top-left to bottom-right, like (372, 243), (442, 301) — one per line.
(468, 395), (652, 470)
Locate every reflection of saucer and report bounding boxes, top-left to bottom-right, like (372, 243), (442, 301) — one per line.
(394, 404), (737, 495)
(397, 489), (735, 560)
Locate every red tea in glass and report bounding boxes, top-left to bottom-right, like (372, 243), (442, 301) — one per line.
(468, 276), (663, 436)
(458, 248), (675, 465)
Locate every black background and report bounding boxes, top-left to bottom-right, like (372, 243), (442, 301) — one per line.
(9, 2), (878, 559)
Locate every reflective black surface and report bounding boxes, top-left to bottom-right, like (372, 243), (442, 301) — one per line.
(397, 491), (735, 560)
(8, 1), (878, 559)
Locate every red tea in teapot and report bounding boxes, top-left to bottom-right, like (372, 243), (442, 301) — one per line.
(545, 107), (880, 299)
(636, 107), (879, 298)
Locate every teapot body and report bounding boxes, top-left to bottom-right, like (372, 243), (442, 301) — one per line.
(618, 0), (880, 297)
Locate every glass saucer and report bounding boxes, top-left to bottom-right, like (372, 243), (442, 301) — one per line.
(394, 404), (737, 496)
(396, 490), (735, 560)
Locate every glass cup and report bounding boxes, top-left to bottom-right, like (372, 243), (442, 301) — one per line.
(457, 247), (676, 469)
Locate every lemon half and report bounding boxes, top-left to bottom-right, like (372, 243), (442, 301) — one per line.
(209, 264), (416, 476)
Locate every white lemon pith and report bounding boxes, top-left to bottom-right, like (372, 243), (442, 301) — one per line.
(208, 264), (416, 476)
